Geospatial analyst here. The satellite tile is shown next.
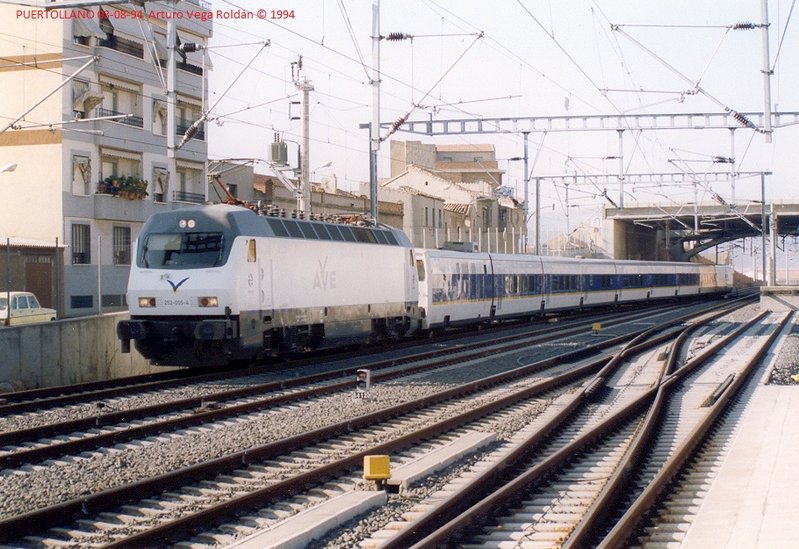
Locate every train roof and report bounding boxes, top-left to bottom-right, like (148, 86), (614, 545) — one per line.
(141, 204), (413, 248)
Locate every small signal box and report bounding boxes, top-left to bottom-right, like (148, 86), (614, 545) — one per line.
(592, 323), (602, 335)
(355, 368), (371, 398)
(363, 454), (391, 488)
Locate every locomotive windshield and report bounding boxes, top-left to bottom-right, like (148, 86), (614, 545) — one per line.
(141, 232), (225, 268)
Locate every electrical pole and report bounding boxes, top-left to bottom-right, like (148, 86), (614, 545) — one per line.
(167, 3), (177, 202)
(770, 209), (777, 286)
(535, 176), (541, 255)
(370, 0), (381, 222)
(617, 129), (625, 209)
(522, 132), (529, 253)
(292, 57), (313, 213)
(761, 0), (773, 143)
(761, 172), (767, 285)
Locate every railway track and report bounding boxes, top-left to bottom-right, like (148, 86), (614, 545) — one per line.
(0, 299), (722, 418)
(0, 297), (758, 547)
(0, 301), (724, 471)
(372, 310), (789, 548)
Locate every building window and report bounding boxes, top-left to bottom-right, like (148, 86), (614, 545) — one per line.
(153, 100), (167, 136)
(101, 151), (141, 181)
(72, 155), (91, 195)
(71, 295), (93, 309)
(174, 166), (204, 203)
(153, 167), (168, 202)
(177, 102), (204, 140)
(113, 226), (131, 265)
(71, 223), (91, 264)
(99, 80), (143, 127)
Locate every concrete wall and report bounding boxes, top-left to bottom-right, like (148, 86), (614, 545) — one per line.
(0, 312), (174, 391)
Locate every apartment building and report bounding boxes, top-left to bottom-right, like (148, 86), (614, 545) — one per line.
(0, 2), (212, 317)
(386, 140), (527, 252)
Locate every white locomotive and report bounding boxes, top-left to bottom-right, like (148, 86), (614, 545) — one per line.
(118, 204), (732, 366)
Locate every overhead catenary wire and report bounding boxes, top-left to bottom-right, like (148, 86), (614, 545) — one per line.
(611, 24), (761, 132)
(772, 0), (797, 70)
(336, 0), (371, 82)
(381, 32), (484, 142)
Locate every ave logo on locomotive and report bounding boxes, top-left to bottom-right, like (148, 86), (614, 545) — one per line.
(313, 257), (337, 290)
(166, 277), (189, 293)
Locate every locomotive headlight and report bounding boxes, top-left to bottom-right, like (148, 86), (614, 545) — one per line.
(198, 296), (218, 307)
(139, 297), (157, 308)
(187, 219), (196, 229)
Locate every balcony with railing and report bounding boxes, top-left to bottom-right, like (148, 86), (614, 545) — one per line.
(158, 59), (204, 76)
(173, 190), (205, 204)
(98, 36), (144, 59)
(176, 119), (205, 140)
(97, 108), (144, 128)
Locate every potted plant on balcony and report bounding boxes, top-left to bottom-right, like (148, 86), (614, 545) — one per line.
(125, 177), (149, 200)
(103, 176), (147, 199)
(98, 176), (117, 196)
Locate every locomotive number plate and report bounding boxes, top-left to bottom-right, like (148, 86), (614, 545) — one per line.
(163, 298), (192, 307)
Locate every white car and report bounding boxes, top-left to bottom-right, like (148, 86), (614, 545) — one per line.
(0, 291), (57, 326)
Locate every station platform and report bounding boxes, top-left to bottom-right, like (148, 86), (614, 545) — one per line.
(682, 355), (799, 547)
(760, 285), (799, 311)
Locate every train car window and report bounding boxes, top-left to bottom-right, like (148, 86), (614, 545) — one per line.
(352, 227), (377, 244)
(313, 224), (333, 240)
(267, 218), (289, 237)
(298, 222), (317, 239)
(339, 226), (357, 242)
(247, 239), (256, 262)
(284, 220), (304, 239)
(384, 231), (399, 245)
(374, 230), (389, 245)
(416, 259), (426, 281)
(143, 232), (225, 268)
(326, 224), (344, 241)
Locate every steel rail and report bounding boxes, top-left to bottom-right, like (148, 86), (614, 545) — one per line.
(385, 303), (759, 547)
(97, 302), (748, 547)
(0, 349), (611, 545)
(0, 297), (734, 414)
(0, 299), (747, 544)
(596, 311), (792, 548)
(563, 309), (771, 547)
(0, 318), (608, 469)
(0, 303), (620, 411)
(0, 302), (687, 454)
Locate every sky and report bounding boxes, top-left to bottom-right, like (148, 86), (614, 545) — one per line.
(4, 0), (796, 269)
(204, 0), (799, 239)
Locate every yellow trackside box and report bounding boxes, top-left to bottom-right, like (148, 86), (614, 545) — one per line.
(363, 455), (391, 481)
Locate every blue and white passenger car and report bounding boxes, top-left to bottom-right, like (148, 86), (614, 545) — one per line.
(414, 248), (731, 330)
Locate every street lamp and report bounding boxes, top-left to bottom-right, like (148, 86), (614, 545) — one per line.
(311, 161), (333, 191)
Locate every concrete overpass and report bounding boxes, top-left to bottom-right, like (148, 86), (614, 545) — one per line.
(605, 201), (799, 263)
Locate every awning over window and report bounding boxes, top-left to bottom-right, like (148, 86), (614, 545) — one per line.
(100, 148), (142, 162)
(72, 17), (105, 39)
(176, 160), (203, 170)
